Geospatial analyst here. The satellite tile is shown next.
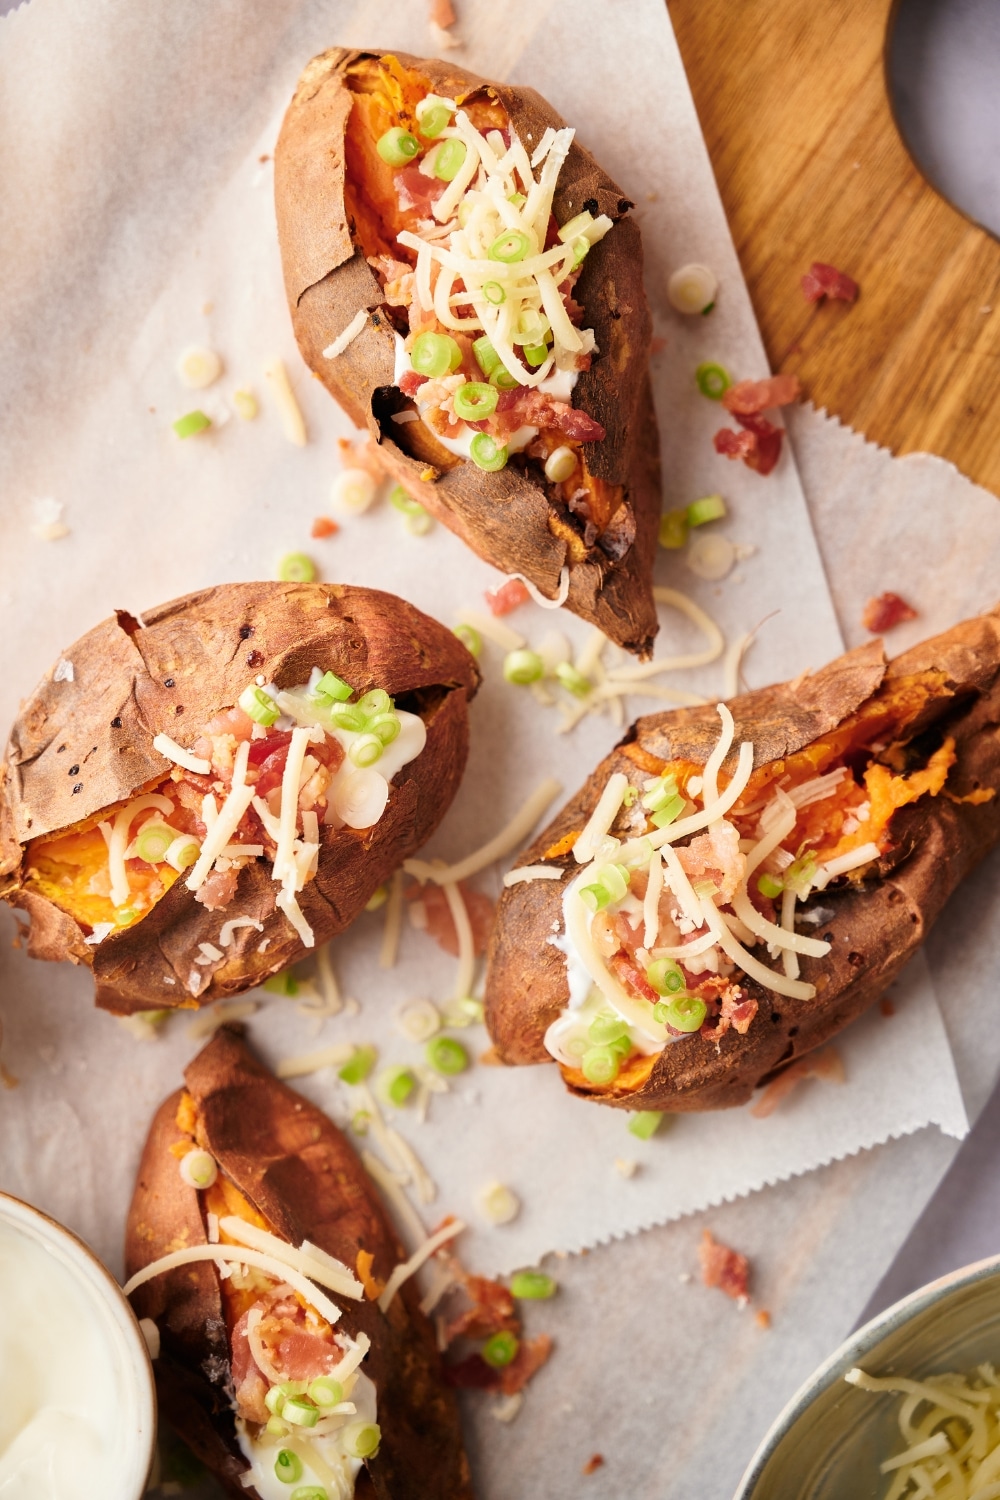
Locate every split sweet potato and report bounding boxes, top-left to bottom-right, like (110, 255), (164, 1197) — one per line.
(0, 582), (478, 1014)
(274, 49), (660, 655)
(485, 609), (1000, 1111)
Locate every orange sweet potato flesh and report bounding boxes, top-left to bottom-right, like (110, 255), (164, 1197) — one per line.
(125, 1027), (472, 1500)
(0, 582), (479, 1014)
(484, 608), (1000, 1111)
(274, 49), (660, 655)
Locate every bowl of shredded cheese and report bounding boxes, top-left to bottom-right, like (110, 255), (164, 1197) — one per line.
(734, 1252), (1000, 1498)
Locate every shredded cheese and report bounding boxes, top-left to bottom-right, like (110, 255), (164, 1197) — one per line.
(273, 726), (312, 885)
(647, 741), (754, 850)
(643, 851), (664, 949)
(123, 1245), (344, 1324)
(573, 773), (630, 863)
(377, 1220), (466, 1313)
(700, 898), (816, 1000)
(502, 864), (564, 887)
(819, 842), (881, 879)
(246, 1307), (284, 1383)
(723, 631), (752, 699)
(361, 1150), (427, 1253)
(152, 733), (211, 776)
(218, 916), (264, 947)
(443, 881), (475, 1003)
(379, 869), (404, 969)
(276, 888), (315, 948)
(504, 568), (570, 610)
(609, 588), (725, 680)
(264, 359), (307, 446)
(108, 794), (173, 907)
(564, 870), (667, 1043)
(186, 781), (256, 892)
(276, 1042), (355, 1079)
(455, 608), (525, 652)
(405, 778), (562, 885)
(322, 308), (368, 359)
(217, 1217), (363, 1300)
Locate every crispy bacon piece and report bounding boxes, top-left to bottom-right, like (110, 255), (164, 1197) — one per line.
(429, 0), (457, 26)
(485, 578), (530, 616)
(500, 1334), (553, 1395)
(676, 821), (743, 904)
(699, 1228), (751, 1301)
(398, 369), (428, 397)
(713, 428), (757, 462)
(610, 952), (659, 1005)
(410, 880), (495, 957)
(698, 980), (758, 1041)
(750, 1045), (846, 1119)
(582, 1455), (606, 1476)
(443, 1275), (517, 1343)
(862, 592), (918, 634)
(722, 375), (801, 417)
(396, 165), (447, 217)
(311, 516), (339, 539)
(714, 419), (783, 477)
(802, 261), (859, 304)
(193, 866), (239, 911)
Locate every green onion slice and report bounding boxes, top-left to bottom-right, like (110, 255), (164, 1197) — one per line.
(470, 433), (509, 472)
(290, 1488), (328, 1500)
(308, 1376), (344, 1408)
(425, 1036), (469, 1075)
(277, 552), (316, 583)
(388, 483), (425, 516)
(695, 361), (732, 400)
(588, 1011), (628, 1046)
(313, 670), (354, 704)
(417, 103), (452, 140)
(503, 649), (544, 685)
(555, 662), (591, 697)
(482, 1331), (520, 1368)
(453, 623), (482, 657)
(172, 409), (211, 439)
(628, 1111), (665, 1140)
(650, 794), (686, 829)
(369, 711), (401, 745)
(239, 685), (280, 727)
(274, 1449), (303, 1484)
(411, 331), (462, 379)
(510, 1270), (557, 1300)
(134, 823), (176, 864)
(377, 1066), (416, 1108)
(342, 1422), (381, 1459)
(376, 127), (420, 167)
(687, 493), (727, 527)
(349, 733), (383, 768)
(646, 958), (685, 996)
(358, 689), (392, 716)
(264, 1385), (286, 1415)
(756, 872), (784, 899)
(488, 366), (519, 390)
(338, 1045), (377, 1085)
(263, 971), (299, 996)
(165, 835), (201, 872)
(655, 994), (707, 1033)
(488, 230), (531, 264)
(453, 382), (499, 422)
(433, 138), (467, 181)
(482, 281), (506, 305)
(581, 1045), (621, 1085)
(330, 702), (368, 733)
(658, 508), (689, 550)
(473, 337), (500, 377)
(282, 1396), (319, 1429)
(523, 343), (549, 368)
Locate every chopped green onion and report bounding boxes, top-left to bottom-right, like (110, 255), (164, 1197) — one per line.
(339, 1045), (377, 1085)
(757, 872), (784, 900)
(588, 1012), (628, 1046)
(263, 971), (299, 996)
(508, 191), (527, 208)
(308, 1376), (344, 1408)
(702, 302), (716, 316)
(290, 1489), (328, 1500)
(266, 1415), (289, 1437)
(165, 835), (201, 872)
(433, 138), (467, 181)
(442, 995), (484, 1027)
(510, 1270), (557, 1300)
(523, 343), (549, 367)
(179, 1149), (217, 1189)
(377, 1065), (416, 1108)
(404, 509), (433, 536)
(453, 382), (499, 422)
(114, 907), (139, 926)
(330, 702), (368, 733)
(453, 623), (482, 657)
(581, 1045), (621, 1085)
(628, 1110), (665, 1140)
(349, 733), (383, 768)
(277, 552), (316, 583)
(425, 1036), (469, 1075)
(342, 1423), (381, 1460)
(543, 445), (577, 484)
(651, 794), (686, 828)
(489, 366), (520, 390)
(388, 484), (425, 516)
(687, 494), (727, 527)
(489, 230), (531, 263)
(555, 662), (591, 697)
(351, 1110), (370, 1136)
(264, 1385), (286, 1415)
(473, 337), (500, 377)
(469, 432), (509, 472)
(570, 237), (590, 269)
(659, 508), (689, 549)
(369, 711), (401, 745)
(275, 1449), (303, 1484)
(695, 361), (732, 400)
(282, 1396), (319, 1429)
(653, 994), (707, 1032)
(411, 331), (462, 379)
(239, 685), (280, 727)
(641, 773), (679, 812)
(557, 211), (596, 243)
(785, 852), (818, 897)
(313, 670), (354, 704)
(482, 1331), (520, 1368)
(503, 649), (544, 685)
(376, 127), (420, 166)
(516, 308), (549, 342)
(646, 958), (685, 996)
(483, 281), (507, 305)
(579, 883), (612, 913)
(417, 103), (452, 140)
(358, 688), (392, 717)
(134, 823), (176, 864)
(173, 409), (211, 438)
(278, 1381), (308, 1397)
(622, 787), (639, 808)
(597, 863), (630, 902)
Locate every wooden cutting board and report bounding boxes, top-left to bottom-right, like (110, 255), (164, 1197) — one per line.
(669, 0), (1000, 497)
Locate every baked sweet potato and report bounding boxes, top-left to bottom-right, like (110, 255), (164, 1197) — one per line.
(125, 1026), (472, 1499)
(0, 582), (478, 1015)
(274, 49), (660, 655)
(485, 609), (1000, 1111)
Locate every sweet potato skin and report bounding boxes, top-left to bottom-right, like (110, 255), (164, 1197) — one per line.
(274, 48), (660, 655)
(125, 1027), (473, 1500)
(0, 582), (479, 1014)
(484, 610), (1000, 1111)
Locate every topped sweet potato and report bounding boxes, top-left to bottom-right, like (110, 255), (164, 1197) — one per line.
(275, 49), (660, 654)
(0, 582), (478, 1013)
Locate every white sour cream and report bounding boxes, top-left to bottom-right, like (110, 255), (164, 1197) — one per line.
(0, 1219), (143, 1499)
(237, 1369), (378, 1500)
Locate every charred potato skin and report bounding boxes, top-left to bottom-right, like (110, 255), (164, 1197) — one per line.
(274, 48), (660, 655)
(0, 582), (479, 1014)
(485, 611), (1000, 1111)
(125, 1027), (473, 1500)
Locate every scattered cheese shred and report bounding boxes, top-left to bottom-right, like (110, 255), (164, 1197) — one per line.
(377, 1219), (466, 1312)
(217, 1217), (363, 1299)
(123, 1245), (344, 1325)
(152, 733), (211, 776)
(362, 1150), (427, 1253)
(405, 778), (562, 886)
(379, 869), (404, 969)
(455, 608), (526, 652)
(503, 567), (570, 610)
(322, 308), (368, 360)
(502, 864), (564, 887)
(276, 1042), (355, 1079)
(264, 359), (307, 446)
(186, 782), (256, 892)
(443, 880), (475, 1003)
(573, 772), (629, 864)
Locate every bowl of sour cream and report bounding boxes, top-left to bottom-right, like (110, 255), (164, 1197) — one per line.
(0, 1191), (156, 1499)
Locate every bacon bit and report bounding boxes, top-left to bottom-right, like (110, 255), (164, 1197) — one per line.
(500, 1334), (553, 1395)
(610, 953), (659, 1006)
(802, 261), (859, 304)
(756, 1309), (772, 1330)
(697, 980), (757, 1041)
(398, 369), (428, 397)
(409, 881), (495, 957)
(582, 1455), (605, 1476)
(444, 1353), (498, 1389)
(444, 1275), (517, 1344)
(699, 1229), (751, 1301)
(722, 375), (801, 417)
(429, 0), (457, 23)
(714, 427), (757, 462)
(194, 866), (239, 912)
(356, 1249), (384, 1300)
(676, 821), (743, 903)
(485, 578), (530, 616)
(880, 997), (896, 1018)
(862, 592), (918, 634)
(749, 1045), (846, 1119)
(311, 516), (339, 539)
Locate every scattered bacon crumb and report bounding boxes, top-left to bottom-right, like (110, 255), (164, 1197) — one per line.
(650, 335), (668, 355)
(699, 1229), (751, 1301)
(802, 261), (858, 304)
(408, 880), (495, 956)
(500, 1334), (553, 1396)
(880, 997), (896, 1018)
(429, 0), (457, 24)
(750, 1046), (846, 1119)
(582, 1455), (605, 1476)
(862, 592), (918, 634)
(311, 516), (339, 539)
(714, 421), (783, 477)
(722, 375), (801, 417)
(444, 1276), (517, 1344)
(485, 578), (530, 616)
(714, 374), (799, 477)
(258, 153), (271, 164)
(756, 1309), (772, 1330)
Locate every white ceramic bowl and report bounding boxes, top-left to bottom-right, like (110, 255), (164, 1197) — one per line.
(734, 1252), (1000, 1497)
(0, 1191), (156, 1499)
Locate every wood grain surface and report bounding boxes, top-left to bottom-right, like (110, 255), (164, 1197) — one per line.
(669, 0), (1000, 495)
